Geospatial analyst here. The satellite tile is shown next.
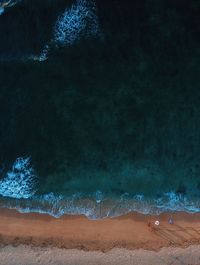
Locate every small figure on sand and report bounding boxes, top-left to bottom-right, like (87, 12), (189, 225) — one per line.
(168, 216), (173, 225)
(147, 221), (154, 231)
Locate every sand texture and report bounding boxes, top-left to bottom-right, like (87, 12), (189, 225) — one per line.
(0, 209), (200, 251)
(1, 245), (200, 265)
(0, 209), (200, 264)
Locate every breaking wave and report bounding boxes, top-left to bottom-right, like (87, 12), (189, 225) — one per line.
(0, 157), (37, 199)
(0, 0), (21, 15)
(0, 189), (200, 220)
(0, 158), (199, 219)
(37, 0), (100, 61)
(0, 0), (101, 61)
(54, 0), (99, 46)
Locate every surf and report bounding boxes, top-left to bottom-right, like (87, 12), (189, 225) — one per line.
(0, 157), (37, 199)
(37, 0), (100, 61)
(0, 0), (20, 15)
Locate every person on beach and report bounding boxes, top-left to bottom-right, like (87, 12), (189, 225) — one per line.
(147, 221), (154, 232)
(168, 216), (173, 225)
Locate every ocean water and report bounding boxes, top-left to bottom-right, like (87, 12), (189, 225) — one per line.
(0, 0), (200, 219)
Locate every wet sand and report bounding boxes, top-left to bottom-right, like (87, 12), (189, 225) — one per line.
(0, 209), (200, 264)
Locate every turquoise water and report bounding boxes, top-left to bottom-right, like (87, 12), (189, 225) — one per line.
(0, 0), (200, 218)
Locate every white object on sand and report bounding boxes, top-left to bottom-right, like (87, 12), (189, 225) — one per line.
(155, 220), (160, 226)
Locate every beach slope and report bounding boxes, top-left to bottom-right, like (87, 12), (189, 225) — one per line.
(0, 209), (200, 252)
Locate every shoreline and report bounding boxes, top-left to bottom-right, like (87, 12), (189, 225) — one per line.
(0, 208), (200, 252)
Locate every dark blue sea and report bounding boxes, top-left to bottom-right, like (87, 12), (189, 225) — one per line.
(0, 0), (200, 219)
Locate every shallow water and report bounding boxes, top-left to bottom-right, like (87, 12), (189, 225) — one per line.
(0, 0), (200, 218)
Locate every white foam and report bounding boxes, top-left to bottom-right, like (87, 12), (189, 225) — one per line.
(28, 44), (50, 62)
(154, 191), (200, 213)
(0, 0), (20, 14)
(1, 188), (200, 220)
(93, 190), (104, 203)
(15, 191), (200, 219)
(54, 0), (100, 46)
(0, 157), (37, 199)
(0, 7), (4, 15)
(29, 0), (100, 62)
(0, 0), (100, 62)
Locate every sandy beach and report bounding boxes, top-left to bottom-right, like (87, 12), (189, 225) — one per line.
(0, 209), (200, 264)
(1, 245), (200, 265)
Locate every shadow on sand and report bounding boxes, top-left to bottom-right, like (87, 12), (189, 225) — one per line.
(152, 224), (200, 265)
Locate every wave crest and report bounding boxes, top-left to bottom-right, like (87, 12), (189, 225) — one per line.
(0, 0), (21, 15)
(0, 190), (199, 220)
(54, 0), (100, 46)
(0, 157), (37, 199)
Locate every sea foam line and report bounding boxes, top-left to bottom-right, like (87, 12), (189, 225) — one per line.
(0, 190), (200, 220)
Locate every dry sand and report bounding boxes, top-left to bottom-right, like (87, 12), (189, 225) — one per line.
(1, 245), (200, 265)
(0, 209), (200, 264)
